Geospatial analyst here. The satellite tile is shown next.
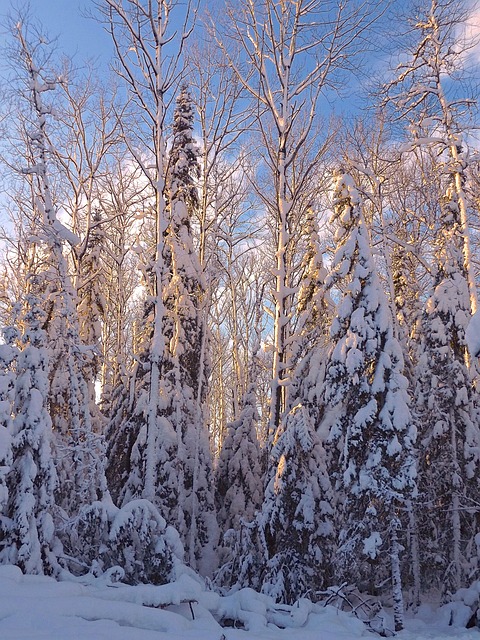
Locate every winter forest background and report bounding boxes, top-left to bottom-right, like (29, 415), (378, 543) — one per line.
(1, 0), (480, 634)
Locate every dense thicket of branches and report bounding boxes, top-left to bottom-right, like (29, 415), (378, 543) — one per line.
(1, 0), (480, 631)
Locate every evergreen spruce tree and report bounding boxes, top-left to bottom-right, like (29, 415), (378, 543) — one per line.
(296, 211), (331, 345)
(0, 284), (61, 575)
(214, 302), (265, 589)
(323, 173), (416, 630)
(0, 329), (16, 521)
(414, 178), (480, 595)
(44, 241), (107, 516)
(215, 404), (334, 603)
(160, 85), (218, 573)
(215, 381), (263, 536)
(291, 210), (332, 427)
(14, 26), (107, 520)
(216, 306), (265, 537)
(73, 497), (183, 585)
(259, 404), (334, 604)
(106, 86), (217, 574)
(216, 212), (335, 602)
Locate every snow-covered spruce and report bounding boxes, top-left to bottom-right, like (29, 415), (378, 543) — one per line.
(214, 381), (264, 587)
(414, 178), (480, 596)
(290, 210), (332, 426)
(72, 497), (183, 585)
(0, 288), (61, 575)
(106, 86), (217, 575)
(216, 306), (265, 540)
(382, 1), (480, 600)
(215, 382), (263, 536)
(160, 85), (218, 574)
(219, 404), (334, 604)
(15, 28), (107, 521)
(214, 304), (265, 592)
(323, 173), (417, 630)
(295, 210), (332, 357)
(0, 330), (16, 518)
(259, 404), (334, 604)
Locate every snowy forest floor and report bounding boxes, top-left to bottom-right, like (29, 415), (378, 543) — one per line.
(0, 565), (477, 640)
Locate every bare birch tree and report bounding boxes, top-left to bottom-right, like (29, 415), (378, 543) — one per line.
(384, 0), (479, 314)
(215, 0), (385, 439)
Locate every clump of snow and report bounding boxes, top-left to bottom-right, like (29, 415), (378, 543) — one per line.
(362, 531), (382, 559)
(466, 310), (480, 358)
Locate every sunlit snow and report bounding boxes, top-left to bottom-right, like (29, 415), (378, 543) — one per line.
(0, 565), (478, 640)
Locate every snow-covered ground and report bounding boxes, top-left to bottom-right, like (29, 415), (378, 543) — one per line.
(0, 565), (477, 640)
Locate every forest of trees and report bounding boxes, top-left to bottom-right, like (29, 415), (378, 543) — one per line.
(1, 0), (480, 632)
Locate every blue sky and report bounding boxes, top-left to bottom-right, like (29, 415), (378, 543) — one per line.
(0, 0), (113, 68)
(0, 0), (389, 119)
(1, 0), (477, 126)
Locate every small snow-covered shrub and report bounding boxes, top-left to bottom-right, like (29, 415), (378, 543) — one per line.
(71, 500), (114, 575)
(261, 550), (313, 605)
(214, 522), (262, 594)
(109, 499), (176, 585)
(70, 498), (182, 585)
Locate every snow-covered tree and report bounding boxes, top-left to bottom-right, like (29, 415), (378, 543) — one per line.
(0, 329), (16, 520)
(216, 0), (379, 443)
(290, 211), (332, 425)
(99, 2), (196, 532)
(390, 240), (422, 384)
(383, 2), (480, 595)
(11, 22), (107, 519)
(385, 0), (478, 314)
(259, 404), (334, 604)
(215, 282), (265, 534)
(414, 177), (480, 595)
(216, 382), (263, 537)
(0, 285), (61, 575)
(207, 211), (269, 450)
(215, 403), (334, 604)
(105, 82), (218, 574)
(73, 497), (183, 585)
(214, 299), (265, 587)
(296, 211), (330, 341)
(159, 85), (217, 573)
(76, 208), (107, 433)
(323, 173), (417, 630)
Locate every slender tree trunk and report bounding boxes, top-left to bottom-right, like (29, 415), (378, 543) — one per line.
(269, 142), (290, 442)
(145, 2), (167, 501)
(451, 408), (462, 592)
(435, 56), (478, 315)
(391, 515), (405, 632)
(407, 499), (421, 609)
